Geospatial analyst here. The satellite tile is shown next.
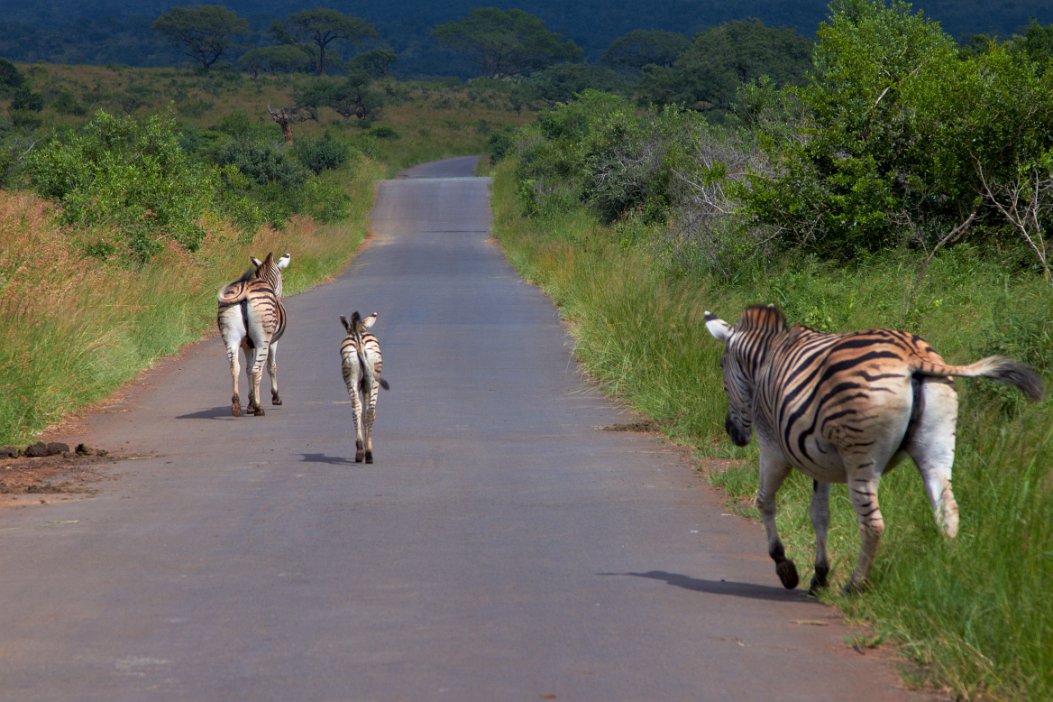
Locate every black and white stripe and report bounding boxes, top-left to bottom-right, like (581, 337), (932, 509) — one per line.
(340, 311), (389, 463)
(217, 252), (290, 417)
(706, 304), (1043, 592)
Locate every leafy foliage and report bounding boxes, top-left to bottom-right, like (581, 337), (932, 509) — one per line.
(27, 110), (214, 262)
(600, 29), (690, 73)
(740, 0), (1053, 269)
(637, 19), (813, 117)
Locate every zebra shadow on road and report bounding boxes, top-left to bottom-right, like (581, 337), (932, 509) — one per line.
(299, 452), (357, 465)
(176, 407), (239, 419)
(600, 570), (812, 603)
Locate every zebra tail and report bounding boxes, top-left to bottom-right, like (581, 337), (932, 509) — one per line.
(918, 356), (1045, 402)
(217, 282), (249, 304)
(379, 377), (390, 390)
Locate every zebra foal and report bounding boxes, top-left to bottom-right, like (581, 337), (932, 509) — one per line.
(217, 252), (290, 417)
(705, 304), (1043, 592)
(340, 311), (389, 463)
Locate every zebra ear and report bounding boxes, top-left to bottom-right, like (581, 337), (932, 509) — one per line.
(276, 253), (291, 270)
(250, 256), (262, 269)
(362, 312), (378, 330)
(704, 311), (733, 342)
(340, 315), (352, 333)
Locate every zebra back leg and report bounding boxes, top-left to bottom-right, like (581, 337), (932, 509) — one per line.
(756, 446), (799, 589)
(363, 376), (378, 464)
(344, 361), (365, 462)
(248, 342), (270, 416)
(227, 345), (243, 417)
(809, 480), (832, 594)
(907, 378), (960, 538)
(268, 341), (281, 406)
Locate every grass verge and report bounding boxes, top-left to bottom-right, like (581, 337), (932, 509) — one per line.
(490, 159), (1053, 701)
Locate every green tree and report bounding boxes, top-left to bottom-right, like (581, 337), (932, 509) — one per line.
(271, 8), (378, 76)
(433, 8), (583, 77)
(151, 5), (249, 72)
(0, 58), (24, 96)
(600, 30), (690, 73)
(637, 19), (812, 116)
(741, 0), (1053, 270)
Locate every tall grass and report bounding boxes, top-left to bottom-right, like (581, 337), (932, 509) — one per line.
(491, 160), (1053, 701)
(0, 159), (384, 445)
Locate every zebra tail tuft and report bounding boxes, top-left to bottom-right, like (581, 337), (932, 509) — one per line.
(985, 357), (1045, 402)
(945, 356), (1046, 402)
(379, 377), (390, 391)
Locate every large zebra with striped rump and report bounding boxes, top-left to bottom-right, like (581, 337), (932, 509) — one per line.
(340, 311), (389, 463)
(705, 304), (1043, 592)
(217, 252), (290, 417)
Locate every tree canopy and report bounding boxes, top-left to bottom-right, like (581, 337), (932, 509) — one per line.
(151, 5), (249, 71)
(271, 7), (378, 76)
(600, 30), (691, 72)
(432, 8), (583, 77)
(637, 19), (812, 115)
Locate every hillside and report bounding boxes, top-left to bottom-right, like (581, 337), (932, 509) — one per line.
(2, 0), (1050, 75)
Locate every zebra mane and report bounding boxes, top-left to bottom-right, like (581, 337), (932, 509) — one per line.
(736, 304), (787, 333)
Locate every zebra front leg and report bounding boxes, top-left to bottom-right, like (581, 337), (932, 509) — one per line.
(268, 342), (281, 406)
(809, 480), (832, 594)
(756, 451), (798, 589)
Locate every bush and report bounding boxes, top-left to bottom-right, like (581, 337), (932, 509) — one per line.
(27, 110), (214, 263)
(293, 132), (352, 175)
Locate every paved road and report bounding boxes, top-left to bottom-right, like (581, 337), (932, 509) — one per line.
(0, 156), (925, 701)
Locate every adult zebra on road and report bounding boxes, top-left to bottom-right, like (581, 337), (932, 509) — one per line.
(705, 304), (1043, 593)
(217, 252), (290, 417)
(340, 311), (389, 463)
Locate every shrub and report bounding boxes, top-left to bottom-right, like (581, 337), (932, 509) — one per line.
(293, 132), (352, 174)
(27, 110), (214, 263)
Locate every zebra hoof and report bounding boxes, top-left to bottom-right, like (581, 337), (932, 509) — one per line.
(808, 567), (830, 596)
(842, 579), (870, 596)
(355, 451), (364, 463)
(776, 559), (799, 590)
(231, 403), (242, 417)
(253, 406), (265, 417)
(365, 452), (373, 464)
(272, 394), (282, 406)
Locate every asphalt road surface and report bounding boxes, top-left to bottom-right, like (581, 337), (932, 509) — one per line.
(0, 157), (929, 701)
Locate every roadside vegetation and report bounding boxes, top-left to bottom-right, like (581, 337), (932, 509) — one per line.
(491, 2), (1052, 700)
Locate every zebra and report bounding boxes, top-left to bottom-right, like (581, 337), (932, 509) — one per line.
(704, 304), (1043, 593)
(217, 252), (291, 417)
(340, 311), (390, 463)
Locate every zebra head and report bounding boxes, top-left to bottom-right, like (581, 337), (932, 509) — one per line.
(341, 311), (378, 335)
(250, 252), (292, 297)
(705, 305), (786, 447)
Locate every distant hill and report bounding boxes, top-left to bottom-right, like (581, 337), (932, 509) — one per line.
(3, 0), (1051, 75)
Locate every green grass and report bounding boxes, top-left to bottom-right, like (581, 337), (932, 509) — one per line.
(491, 159), (1053, 701)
